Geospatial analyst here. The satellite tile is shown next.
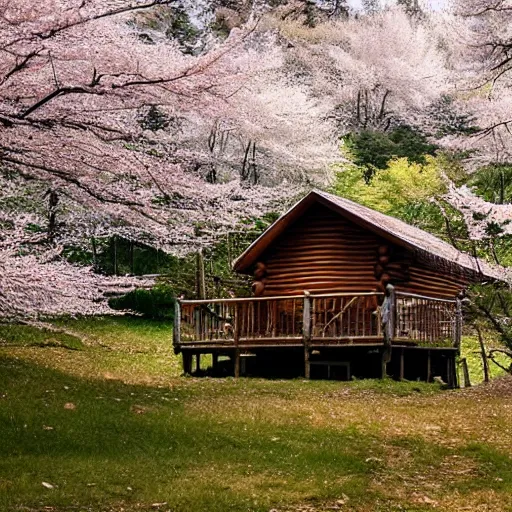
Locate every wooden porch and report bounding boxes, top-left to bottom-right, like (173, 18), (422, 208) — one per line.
(173, 289), (462, 383)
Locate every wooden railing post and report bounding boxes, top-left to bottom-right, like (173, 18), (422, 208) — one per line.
(303, 291), (312, 379)
(381, 284), (395, 379)
(234, 302), (241, 378)
(387, 284), (396, 341)
(173, 299), (181, 354)
(454, 295), (463, 350)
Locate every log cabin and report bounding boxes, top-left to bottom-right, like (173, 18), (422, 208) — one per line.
(173, 190), (506, 385)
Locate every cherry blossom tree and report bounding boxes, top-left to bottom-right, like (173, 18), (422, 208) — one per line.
(444, 0), (512, 164)
(0, 0), (308, 316)
(275, 7), (451, 134)
(428, 1), (512, 247)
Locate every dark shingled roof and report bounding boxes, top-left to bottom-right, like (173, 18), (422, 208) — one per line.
(234, 189), (508, 282)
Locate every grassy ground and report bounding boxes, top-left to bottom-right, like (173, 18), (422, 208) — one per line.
(1, 317), (512, 512)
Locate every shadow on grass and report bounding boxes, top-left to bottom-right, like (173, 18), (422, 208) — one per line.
(1, 355), (512, 512)
(0, 323), (85, 350)
(0, 356), (379, 511)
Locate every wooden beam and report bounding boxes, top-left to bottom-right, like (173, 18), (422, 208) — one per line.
(399, 347), (404, 381)
(234, 303), (240, 378)
(452, 355), (459, 389)
(182, 351), (192, 375)
(476, 326), (489, 383)
(381, 284), (395, 378)
(173, 299), (181, 353)
(303, 291), (312, 379)
(180, 291), (382, 306)
(196, 250), (206, 299)
(454, 296), (463, 350)
(461, 357), (471, 388)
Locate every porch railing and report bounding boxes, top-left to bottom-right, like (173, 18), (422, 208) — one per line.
(176, 292), (383, 348)
(174, 290), (462, 351)
(310, 293), (382, 340)
(179, 295), (305, 345)
(395, 292), (462, 347)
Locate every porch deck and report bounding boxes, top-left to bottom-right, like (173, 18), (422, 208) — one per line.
(173, 290), (462, 382)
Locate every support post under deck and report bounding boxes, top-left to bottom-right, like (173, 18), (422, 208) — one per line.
(182, 351), (192, 375)
(399, 348), (405, 381)
(234, 303), (241, 378)
(455, 296), (463, 352)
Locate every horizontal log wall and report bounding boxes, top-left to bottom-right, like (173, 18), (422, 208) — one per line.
(259, 204), (382, 296)
(397, 263), (467, 299)
(252, 203), (466, 299)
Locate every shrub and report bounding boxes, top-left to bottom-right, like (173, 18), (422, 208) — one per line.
(344, 126), (438, 181)
(108, 284), (175, 321)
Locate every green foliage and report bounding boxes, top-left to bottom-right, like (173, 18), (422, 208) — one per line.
(490, 235), (512, 267)
(62, 245), (96, 266)
(469, 163), (512, 204)
(467, 284), (512, 352)
(24, 222), (43, 233)
(62, 209), (278, 303)
(248, 211), (280, 232)
(434, 151), (469, 186)
(134, 5), (202, 54)
(334, 152), (475, 248)
(426, 96), (480, 138)
(461, 334), (507, 384)
(336, 156), (446, 213)
(63, 237), (180, 277)
(343, 126), (438, 181)
(108, 284), (175, 320)
(138, 105), (170, 132)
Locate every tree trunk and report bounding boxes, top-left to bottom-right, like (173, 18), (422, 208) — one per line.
(476, 325), (490, 383)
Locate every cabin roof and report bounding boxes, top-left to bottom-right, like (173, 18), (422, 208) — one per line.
(233, 189), (507, 282)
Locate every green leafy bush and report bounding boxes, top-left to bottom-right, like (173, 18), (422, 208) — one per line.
(343, 126), (438, 180)
(469, 163), (512, 204)
(108, 284), (175, 321)
(333, 155), (471, 248)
